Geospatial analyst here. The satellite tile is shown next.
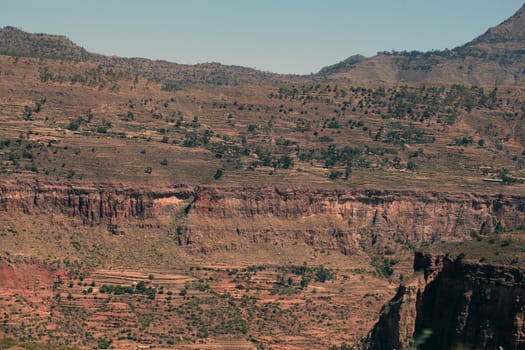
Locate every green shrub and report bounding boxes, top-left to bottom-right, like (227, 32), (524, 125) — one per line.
(329, 170), (342, 180)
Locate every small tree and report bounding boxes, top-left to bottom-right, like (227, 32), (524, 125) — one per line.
(329, 170), (342, 180)
(136, 281), (146, 292)
(277, 155), (294, 169)
(124, 111), (134, 121)
(66, 118), (83, 131)
(23, 106), (33, 120)
(213, 168), (224, 180)
(97, 338), (112, 349)
(315, 265), (332, 282)
(300, 276), (310, 289)
(344, 166), (352, 180)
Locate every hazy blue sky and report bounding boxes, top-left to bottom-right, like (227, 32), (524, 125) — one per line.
(1, 1), (523, 74)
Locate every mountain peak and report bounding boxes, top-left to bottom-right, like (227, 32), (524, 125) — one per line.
(0, 26), (93, 60)
(318, 3), (525, 85)
(468, 3), (525, 44)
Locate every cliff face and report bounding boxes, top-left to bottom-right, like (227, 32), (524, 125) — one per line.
(189, 186), (525, 252)
(364, 252), (525, 350)
(2, 182), (525, 253)
(0, 181), (194, 226)
(362, 282), (422, 350)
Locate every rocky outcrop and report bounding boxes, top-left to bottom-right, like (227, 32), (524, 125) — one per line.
(362, 252), (525, 350)
(363, 282), (423, 350)
(0, 181), (194, 226)
(2, 182), (525, 252)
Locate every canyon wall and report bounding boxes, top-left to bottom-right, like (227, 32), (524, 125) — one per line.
(1, 182), (525, 253)
(0, 181), (194, 225)
(188, 186), (525, 252)
(363, 252), (525, 350)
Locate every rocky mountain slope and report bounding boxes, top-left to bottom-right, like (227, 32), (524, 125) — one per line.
(363, 251), (525, 350)
(0, 26), (95, 60)
(462, 3), (525, 57)
(320, 4), (525, 86)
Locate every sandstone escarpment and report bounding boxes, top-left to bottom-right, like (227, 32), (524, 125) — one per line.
(189, 186), (525, 252)
(363, 252), (525, 350)
(0, 181), (194, 226)
(2, 182), (525, 253)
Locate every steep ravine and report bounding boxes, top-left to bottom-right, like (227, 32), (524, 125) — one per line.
(362, 252), (525, 350)
(1, 182), (525, 253)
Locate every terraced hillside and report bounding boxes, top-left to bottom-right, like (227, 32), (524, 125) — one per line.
(1, 4), (525, 349)
(1, 53), (525, 191)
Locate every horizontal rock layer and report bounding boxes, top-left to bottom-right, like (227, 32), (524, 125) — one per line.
(191, 186), (525, 248)
(1, 182), (525, 251)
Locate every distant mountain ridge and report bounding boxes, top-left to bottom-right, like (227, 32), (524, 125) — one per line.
(0, 26), (299, 86)
(1, 3), (525, 86)
(320, 3), (525, 86)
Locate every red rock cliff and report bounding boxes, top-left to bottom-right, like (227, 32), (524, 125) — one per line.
(2, 182), (525, 253)
(189, 186), (525, 252)
(0, 181), (194, 225)
(362, 252), (525, 350)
